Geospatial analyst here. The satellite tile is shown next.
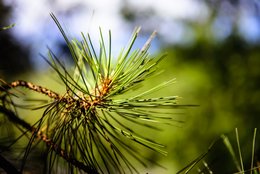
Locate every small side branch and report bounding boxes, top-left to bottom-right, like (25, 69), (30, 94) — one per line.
(0, 80), (60, 100)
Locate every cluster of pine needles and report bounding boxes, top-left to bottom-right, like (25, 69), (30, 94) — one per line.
(0, 14), (190, 173)
(178, 128), (259, 174)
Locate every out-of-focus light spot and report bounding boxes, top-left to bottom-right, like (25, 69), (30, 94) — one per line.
(238, 15), (260, 43)
(130, 0), (209, 22)
(160, 21), (195, 46)
(211, 16), (233, 42)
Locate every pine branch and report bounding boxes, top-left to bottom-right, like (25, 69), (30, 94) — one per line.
(0, 13), (193, 173)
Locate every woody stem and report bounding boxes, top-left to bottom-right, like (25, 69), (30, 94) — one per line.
(0, 105), (98, 174)
(0, 80), (61, 100)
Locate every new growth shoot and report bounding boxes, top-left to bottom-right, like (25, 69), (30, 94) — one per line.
(0, 13), (189, 174)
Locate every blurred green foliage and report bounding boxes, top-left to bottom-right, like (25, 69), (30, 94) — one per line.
(156, 32), (260, 173)
(118, 1), (260, 171)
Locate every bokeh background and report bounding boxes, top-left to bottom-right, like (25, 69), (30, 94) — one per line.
(1, 0), (260, 173)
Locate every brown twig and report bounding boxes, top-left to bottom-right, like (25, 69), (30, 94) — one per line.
(0, 80), (60, 100)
